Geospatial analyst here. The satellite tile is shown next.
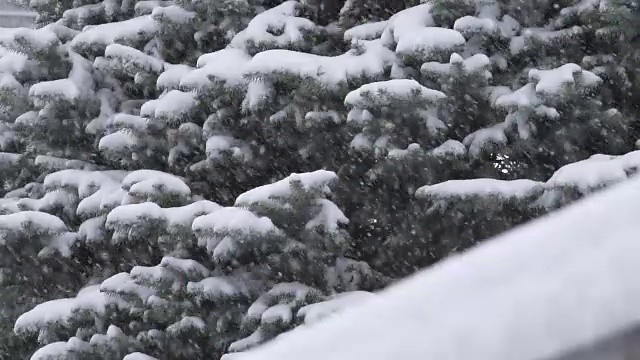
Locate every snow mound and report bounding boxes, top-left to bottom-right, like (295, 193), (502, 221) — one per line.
(345, 79), (446, 108)
(192, 207), (277, 235)
(546, 151), (640, 191)
(416, 178), (545, 199)
(71, 15), (157, 49)
(235, 170), (338, 205)
(121, 169), (191, 198)
(245, 39), (394, 89)
(14, 285), (119, 335)
(180, 48), (251, 90)
(395, 27), (465, 60)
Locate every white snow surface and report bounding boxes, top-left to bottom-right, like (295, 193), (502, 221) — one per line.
(192, 207), (277, 235)
(298, 291), (376, 325)
(157, 64), (193, 90)
(416, 178), (545, 199)
(71, 15), (157, 48)
(229, 1), (317, 50)
(163, 200), (221, 228)
(380, 4), (434, 47)
(529, 63), (601, 95)
(422, 53), (491, 78)
(431, 139), (467, 157)
(546, 151), (640, 191)
(105, 43), (164, 73)
(235, 170), (338, 205)
(121, 169), (191, 197)
(395, 27), (465, 59)
(0, 210), (66, 235)
(180, 48), (251, 89)
(245, 39), (394, 89)
(30, 341), (68, 360)
(99, 130), (138, 152)
(233, 174), (640, 360)
(345, 79), (446, 108)
(106, 202), (164, 225)
(343, 21), (388, 41)
(187, 276), (249, 301)
(123, 352), (158, 360)
(153, 90), (197, 121)
(15, 285), (119, 334)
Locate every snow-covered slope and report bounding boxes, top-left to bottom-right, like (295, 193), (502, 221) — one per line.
(234, 175), (640, 360)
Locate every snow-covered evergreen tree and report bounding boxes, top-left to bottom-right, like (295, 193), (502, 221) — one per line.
(5, 0), (640, 358)
(12, 170), (380, 359)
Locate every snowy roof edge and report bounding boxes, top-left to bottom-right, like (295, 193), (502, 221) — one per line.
(236, 175), (640, 360)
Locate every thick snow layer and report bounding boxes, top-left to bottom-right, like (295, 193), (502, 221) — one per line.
(192, 207), (277, 235)
(62, 3), (104, 25)
(345, 79), (446, 108)
(416, 178), (545, 199)
(77, 215), (106, 242)
(380, 4), (434, 46)
(41, 169), (86, 190)
(431, 139), (467, 157)
(344, 21), (388, 41)
(187, 276), (249, 301)
(153, 89), (197, 121)
(422, 53), (491, 78)
(395, 27), (465, 60)
(124, 353), (158, 360)
(122, 169), (191, 196)
(101, 272), (155, 300)
(71, 15), (157, 48)
(112, 113), (150, 132)
(262, 304), (293, 324)
(245, 39), (394, 89)
(388, 143), (422, 159)
(76, 184), (126, 218)
(157, 64), (193, 90)
(160, 256), (209, 278)
(30, 341), (68, 360)
(229, 1), (317, 50)
(0, 47), (32, 74)
(493, 84), (560, 124)
(235, 170), (338, 205)
(463, 125), (507, 158)
(529, 63), (601, 95)
(34, 155), (98, 172)
(150, 5), (195, 24)
(163, 200), (221, 228)
(234, 174), (640, 360)
(180, 48), (252, 90)
(105, 43), (164, 74)
(140, 99), (158, 117)
(106, 202), (164, 225)
(99, 129), (138, 152)
(453, 14), (520, 38)
(29, 79), (80, 101)
(0, 210), (66, 235)
(14, 285), (116, 334)
(546, 151), (640, 191)
(166, 316), (206, 334)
